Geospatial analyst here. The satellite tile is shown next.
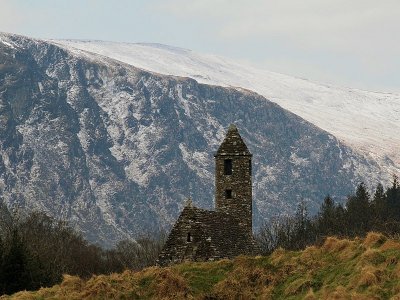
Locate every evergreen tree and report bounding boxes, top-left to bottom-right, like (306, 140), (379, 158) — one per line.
(345, 182), (371, 236)
(334, 203), (347, 236)
(318, 195), (337, 236)
(371, 183), (387, 226)
(256, 177), (400, 253)
(387, 175), (400, 221)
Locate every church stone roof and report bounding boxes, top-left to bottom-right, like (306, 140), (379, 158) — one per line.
(158, 206), (259, 265)
(215, 124), (252, 156)
(184, 206), (257, 258)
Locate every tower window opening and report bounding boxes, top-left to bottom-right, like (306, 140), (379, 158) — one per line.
(187, 232), (192, 242)
(225, 189), (232, 199)
(224, 159), (232, 175)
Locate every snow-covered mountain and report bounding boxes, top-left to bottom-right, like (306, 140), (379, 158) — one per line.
(0, 32), (396, 246)
(52, 40), (400, 178)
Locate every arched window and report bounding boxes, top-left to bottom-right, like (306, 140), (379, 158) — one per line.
(187, 232), (192, 242)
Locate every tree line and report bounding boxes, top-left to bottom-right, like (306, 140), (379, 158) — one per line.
(0, 204), (165, 295)
(257, 175), (400, 254)
(2, 175), (399, 295)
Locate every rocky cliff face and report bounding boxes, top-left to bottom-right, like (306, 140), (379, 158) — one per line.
(0, 33), (383, 246)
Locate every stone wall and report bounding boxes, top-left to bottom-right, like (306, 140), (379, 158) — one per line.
(157, 206), (259, 266)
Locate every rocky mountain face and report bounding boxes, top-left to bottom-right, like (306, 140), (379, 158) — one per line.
(0, 33), (384, 246)
(53, 39), (400, 179)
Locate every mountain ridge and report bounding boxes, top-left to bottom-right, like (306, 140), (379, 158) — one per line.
(0, 32), (392, 245)
(50, 38), (400, 179)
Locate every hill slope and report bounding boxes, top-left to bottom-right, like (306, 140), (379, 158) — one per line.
(0, 32), (390, 245)
(3, 233), (400, 299)
(52, 40), (400, 178)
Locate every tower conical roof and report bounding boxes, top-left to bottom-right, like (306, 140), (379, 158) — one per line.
(215, 124), (252, 156)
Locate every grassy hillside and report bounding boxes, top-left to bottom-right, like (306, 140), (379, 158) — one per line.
(2, 232), (400, 299)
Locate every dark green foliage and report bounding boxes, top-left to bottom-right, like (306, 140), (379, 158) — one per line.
(257, 175), (400, 254)
(387, 175), (400, 220)
(0, 229), (30, 294)
(292, 200), (314, 249)
(317, 195), (337, 236)
(0, 204), (165, 295)
(372, 183), (386, 222)
(346, 182), (371, 235)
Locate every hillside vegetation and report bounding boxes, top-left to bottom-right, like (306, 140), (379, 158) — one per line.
(3, 232), (400, 299)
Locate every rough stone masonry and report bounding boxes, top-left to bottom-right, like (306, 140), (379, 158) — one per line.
(158, 124), (259, 266)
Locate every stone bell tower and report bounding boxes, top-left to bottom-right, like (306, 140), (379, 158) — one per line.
(214, 124), (253, 234)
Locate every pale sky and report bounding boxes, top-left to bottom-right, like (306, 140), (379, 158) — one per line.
(1, 0), (399, 92)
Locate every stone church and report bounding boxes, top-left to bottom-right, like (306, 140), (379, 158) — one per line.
(158, 124), (259, 266)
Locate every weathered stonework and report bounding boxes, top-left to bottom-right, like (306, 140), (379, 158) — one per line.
(158, 125), (259, 266)
(215, 124), (253, 235)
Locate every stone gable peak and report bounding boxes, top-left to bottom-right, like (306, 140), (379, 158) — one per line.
(216, 124), (251, 156)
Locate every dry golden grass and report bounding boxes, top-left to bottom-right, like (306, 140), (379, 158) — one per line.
(357, 266), (380, 287)
(149, 268), (189, 299)
(322, 236), (352, 253)
(363, 232), (387, 248)
(269, 247), (287, 264)
(2, 233), (400, 299)
(321, 236), (360, 260)
(351, 294), (381, 300)
(298, 245), (324, 270)
(394, 263), (400, 279)
(380, 239), (400, 251)
(284, 276), (312, 296)
(359, 248), (386, 266)
(303, 288), (317, 300)
(322, 285), (351, 300)
(212, 264), (274, 299)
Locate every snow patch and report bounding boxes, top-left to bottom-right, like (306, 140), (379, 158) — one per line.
(179, 143), (211, 179)
(290, 152), (310, 167)
(0, 36), (16, 49)
(51, 39), (400, 176)
(38, 82), (43, 93)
